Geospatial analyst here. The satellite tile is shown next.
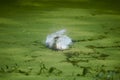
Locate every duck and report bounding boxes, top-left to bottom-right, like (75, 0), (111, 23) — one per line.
(46, 29), (72, 50)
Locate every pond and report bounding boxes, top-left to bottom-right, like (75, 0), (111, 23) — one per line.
(0, 0), (120, 80)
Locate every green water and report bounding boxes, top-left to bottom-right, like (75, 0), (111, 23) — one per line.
(0, 0), (120, 80)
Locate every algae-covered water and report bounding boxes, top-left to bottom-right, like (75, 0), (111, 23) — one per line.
(0, 0), (120, 80)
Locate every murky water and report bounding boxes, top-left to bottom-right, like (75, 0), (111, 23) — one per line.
(0, 0), (120, 80)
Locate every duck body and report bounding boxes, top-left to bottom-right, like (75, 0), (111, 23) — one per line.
(46, 29), (72, 50)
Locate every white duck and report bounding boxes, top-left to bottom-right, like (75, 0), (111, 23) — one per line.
(46, 29), (72, 50)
